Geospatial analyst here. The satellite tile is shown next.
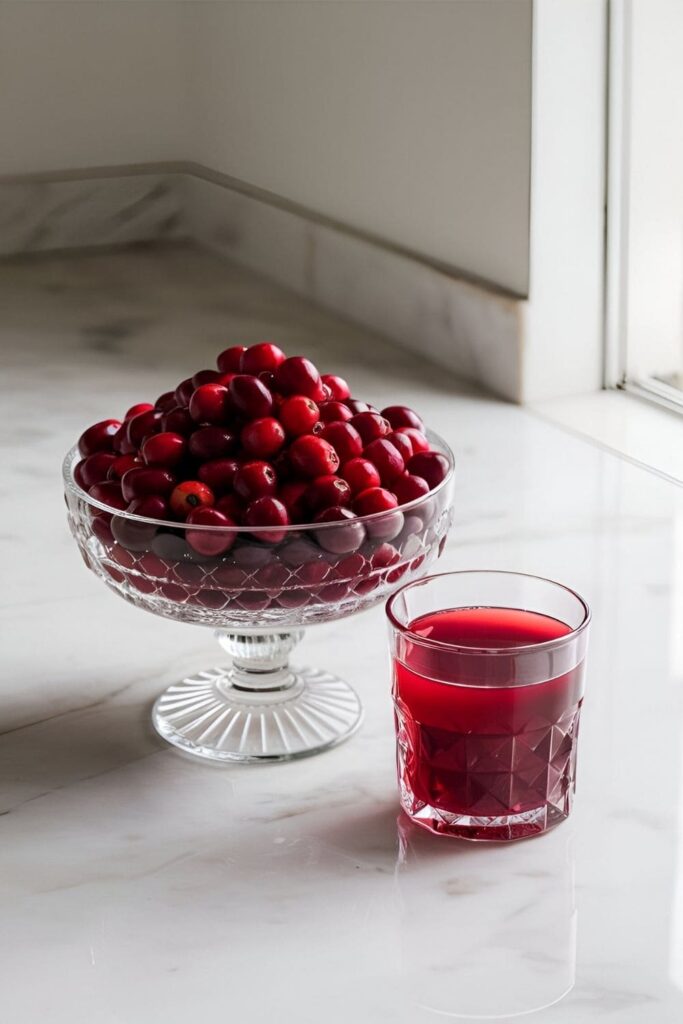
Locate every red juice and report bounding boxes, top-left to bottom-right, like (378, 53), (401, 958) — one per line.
(393, 607), (585, 833)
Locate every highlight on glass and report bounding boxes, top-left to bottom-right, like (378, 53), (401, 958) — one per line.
(386, 571), (591, 841)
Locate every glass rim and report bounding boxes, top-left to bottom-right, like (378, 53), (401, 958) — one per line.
(385, 569), (591, 656)
(62, 430), (455, 533)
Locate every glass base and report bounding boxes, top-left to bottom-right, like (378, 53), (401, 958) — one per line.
(402, 797), (571, 842)
(152, 665), (363, 763)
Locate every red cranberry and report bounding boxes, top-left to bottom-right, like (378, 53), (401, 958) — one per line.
(197, 458), (241, 495)
(89, 482), (127, 520)
(212, 562), (248, 589)
(121, 467), (176, 503)
(107, 453), (142, 480)
(112, 496), (166, 550)
(272, 449), (292, 482)
(155, 391), (177, 412)
(407, 451), (450, 489)
(186, 506), (237, 556)
(278, 481), (308, 522)
(314, 507), (366, 554)
(244, 496), (290, 543)
(381, 405), (425, 431)
(332, 552), (368, 580)
(229, 375), (274, 419)
(170, 480), (214, 518)
(192, 368), (221, 388)
(340, 457), (381, 494)
(258, 370), (277, 391)
(275, 356), (325, 401)
(345, 399), (372, 415)
(241, 417), (286, 458)
(386, 430), (414, 463)
(142, 432), (187, 468)
(363, 438), (405, 485)
(321, 422), (363, 463)
(215, 492), (243, 522)
(112, 422), (135, 454)
(189, 383), (229, 425)
(78, 452), (117, 489)
(91, 516), (114, 545)
(160, 405), (194, 436)
(255, 560), (291, 592)
(353, 487), (398, 517)
(217, 372), (238, 388)
(298, 560), (331, 585)
(319, 401), (353, 425)
(393, 473), (430, 505)
(305, 475), (352, 512)
(279, 395), (320, 436)
(288, 435), (339, 477)
(188, 426), (237, 461)
(234, 461), (277, 502)
(217, 345), (247, 373)
(240, 342), (286, 375)
(127, 496), (169, 520)
(78, 419), (121, 457)
(174, 377), (195, 407)
(370, 543), (401, 569)
(321, 374), (351, 401)
(126, 409), (162, 448)
(125, 402), (154, 420)
(396, 427), (430, 454)
(350, 412), (390, 444)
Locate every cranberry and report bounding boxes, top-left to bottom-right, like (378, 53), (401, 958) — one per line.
(353, 487), (398, 517)
(125, 402), (154, 420)
(305, 475), (352, 512)
(350, 412), (390, 445)
(155, 391), (177, 412)
(112, 423), (135, 454)
(192, 368), (221, 388)
(298, 560), (331, 585)
(112, 495), (168, 550)
(386, 430), (414, 463)
(321, 422), (363, 463)
(333, 552), (368, 580)
(321, 374), (351, 401)
(160, 405), (194, 436)
(212, 562), (248, 589)
(396, 427), (430, 454)
(229, 375), (274, 419)
(174, 377), (196, 407)
(78, 419), (121, 457)
(126, 409), (162, 448)
(189, 383), (229, 425)
(272, 449), (292, 482)
(240, 342), (286, 375)
(217, 372), (238, 388)
(88, 481), (127, 513)
(186, 506), (237, 556)
(370, 543), (401, 569)
(381, 405), (425, 431)
(241, 417), (286, 458)
(234, 461), (277, 502)
(91, 516), (114, 545)
(215, 492), (243, 522)
(279, 395), (320, 436)
(278, 480), (308, 521)
(340, 457), (381, 494)
(170, 480), (214, 518)
(217, 345), (247, 373)
(319, 401), (353, 425)
(345, 399), (372, 415)
(288, 435), (339, 477)
(78, 452), (117, 489)
(393, 473), (430, 505)
(275, 356), (325, 401)
(141, 432), (187, 468)
(107, 453), (142, 480)
(121, 467), (176, 503)
(363, 438), (405, 485)
(188, 426), (237, 461)
(244, 496), (290, 543)
(197, 458), (241, 495)
(255, 560), (291, 592)
(407, 451), (450, 489)
(314, 507), (366, 554)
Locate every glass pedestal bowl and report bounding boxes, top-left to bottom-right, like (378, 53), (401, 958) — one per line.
(63, 434), (454, 763)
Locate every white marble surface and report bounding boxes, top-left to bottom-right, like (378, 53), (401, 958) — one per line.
(2, 243), (683, 1022)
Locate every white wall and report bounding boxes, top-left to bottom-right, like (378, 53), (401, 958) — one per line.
(0, 2), (188, 176)
(189, 1), (532, 295)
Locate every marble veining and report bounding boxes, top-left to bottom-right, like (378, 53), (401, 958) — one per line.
(2, 243), (683, 1022)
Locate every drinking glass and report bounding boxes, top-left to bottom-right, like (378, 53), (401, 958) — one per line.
(386, 571), (591, 840)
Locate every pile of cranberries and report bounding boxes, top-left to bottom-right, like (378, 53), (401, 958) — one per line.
(74, 343), (449, 558)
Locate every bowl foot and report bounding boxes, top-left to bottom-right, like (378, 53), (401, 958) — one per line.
(152, 665), (362, 762)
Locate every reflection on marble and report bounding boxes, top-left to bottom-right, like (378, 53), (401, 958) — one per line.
(0, 173), (185, 255)
(2, 243), (683, 1021)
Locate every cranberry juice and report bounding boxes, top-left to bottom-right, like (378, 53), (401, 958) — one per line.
(393, 607), (584, 821)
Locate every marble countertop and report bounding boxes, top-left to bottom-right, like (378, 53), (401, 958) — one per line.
(2, 243), (682, 1023)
